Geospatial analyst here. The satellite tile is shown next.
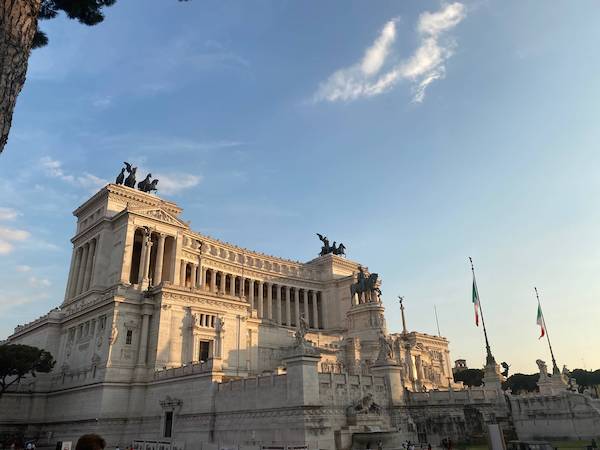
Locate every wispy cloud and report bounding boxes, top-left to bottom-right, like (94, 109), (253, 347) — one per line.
(28, 276), (52, 288)
(313, 3), (466, 103)
(40, 156), (108, 193)
(0, 207), (19, 221)
(0, 226), (31, 255)
(16, 265), (32, 272)
(151, 173), (202, 195)
(0, 292), (51, 313)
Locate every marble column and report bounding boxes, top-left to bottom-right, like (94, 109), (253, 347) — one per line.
(258, 281), (264, 318)
(267, 282), (273, 320)
(137, 232), (148, 285)
(303, 289), (309, 326)
(154, 233), (166, 285)
(219, 272), (226, 293)
(137, 312), (151, 366)
(211, 269), (217, 293)
(141, 239), (153, 285)
(69, 247), (82, 298)
(249, 280), (255, 309)
(190, 264), (197, 289)
(312, 291), (319, 329)
(64, 247), (78, 301)
(275, 285), (282, 324)
(200, 267), (207, 290)
(76, 243), (89, 295)
(180, 260), (186, 287)
(240, 276), (245, 299)
(83, 238), (96, 292)
(294, 288), (300, 326)
(285, 286), (291, 326)
(229, 275), (236, 295)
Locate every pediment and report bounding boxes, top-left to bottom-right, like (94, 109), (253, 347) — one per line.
(128, 206), (188, 228)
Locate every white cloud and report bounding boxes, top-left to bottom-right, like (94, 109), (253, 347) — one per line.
(0, 226), (30, 254)
(40, 157), (108, 193)
(0, 207), (19, 221)
(313, 3), (466, 103)
(0, 292), (51, 312)
(156, 174), (202, 195)
(92, 95), (113, 109)
(28, 276), (52, 288)
(16, 265), (31, 272)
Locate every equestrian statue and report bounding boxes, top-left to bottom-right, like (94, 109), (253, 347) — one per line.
(350, 265), (382, 304)
(115, 163), (159, 193)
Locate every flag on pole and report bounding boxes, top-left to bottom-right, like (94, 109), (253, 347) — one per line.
(472, 278), (480, 326)
(536, 303), (545, 339)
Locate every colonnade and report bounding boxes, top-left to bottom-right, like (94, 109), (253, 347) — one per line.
(203, 267), (323, 329)
(129, 228), (175, 287)
(66, 237), (98, 299)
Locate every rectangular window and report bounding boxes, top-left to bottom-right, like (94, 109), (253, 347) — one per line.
(199, 340), (210, 362)
(99, 315), (106, 330)
(164, 411), (173, 438)
(126, 329), (133, 345)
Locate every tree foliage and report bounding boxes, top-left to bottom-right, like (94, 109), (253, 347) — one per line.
(570, 369), (600, 392)
(453, 368), (484, 387)
(33, 0), (118, 49)
(0, 344), (55, 397)
(502, 373), (539, 394)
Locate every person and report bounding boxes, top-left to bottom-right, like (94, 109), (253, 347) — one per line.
(115, 446), (120, 450)
(428, 444), (432, 450)
(377, 440), (383, 450)
(75, 435), (106, 450)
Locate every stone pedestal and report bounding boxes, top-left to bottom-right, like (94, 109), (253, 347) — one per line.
(537, 372), (568, 395)
(371, 362), (404, 406)
(345, 302), (387, 370)
(283, 347), (320, 406)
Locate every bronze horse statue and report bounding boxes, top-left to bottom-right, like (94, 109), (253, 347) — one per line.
(350, 272), (381, 303)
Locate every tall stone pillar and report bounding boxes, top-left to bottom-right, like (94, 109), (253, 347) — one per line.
(294, 288), (300, 326)
(64, 247), (78, 302)
(258, 282), (264, 318)
(285, 286), (291, 326)
(371, 361), (404, 406)
(154, 233), (166, 285)
(267, 283), (273, 321)
(275, 285), (282, 324)
(240, 276), (245, 299)
(179, 260), (186, 287)
(219, 271), (226, 293)
(137, 233), (148, 286)
(311, 291), (319, 329)
(76, 243), (89, 295)
(141, 239), (153, 288)
(249, 280), (255, 309)
(83, 238), (96, 292)
(303, 290), (309, 325)
(68, 247), (82, 299)
(211, 269), (217, 293)
(283, 350), (320, 406)
(190, 264), (197, 289)
(200, 266), (207, 290)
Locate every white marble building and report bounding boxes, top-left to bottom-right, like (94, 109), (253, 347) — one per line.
(0, 183), (491, 449)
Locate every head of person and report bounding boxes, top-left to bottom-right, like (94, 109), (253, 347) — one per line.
(75, 435), (106, 450)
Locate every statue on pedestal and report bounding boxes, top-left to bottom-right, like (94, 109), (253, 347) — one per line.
(376, 331), (394, 363)
(316, 233), (346, 256)
(350, 266), (382, 303)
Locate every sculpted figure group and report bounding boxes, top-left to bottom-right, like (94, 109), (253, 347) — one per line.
(316, 233), (346, 256)
(115, 162), (159, 193)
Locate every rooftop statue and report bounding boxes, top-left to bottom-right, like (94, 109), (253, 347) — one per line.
(316, 233), (346, 256)
(123, 162), (137, 188)
(115, 163), (159, 193)
(501, 361), (510, 378)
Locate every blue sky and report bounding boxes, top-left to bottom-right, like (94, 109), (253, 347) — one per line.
(1, 0), (599, 373)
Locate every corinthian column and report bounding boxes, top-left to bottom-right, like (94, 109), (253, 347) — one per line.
(142, 239), (153, 285)
(275, 286), (282, 324)
(258, 281), (264, 318)
(285, 286), (291, 326)
(249, 280), (255, 309)
(137, 231), (148, 285)
(76, 243), (89, 295)
(83, 238), (96, 292)
(154, 233), (166, 285)
(294, 288), (300, 327)
(267, 283), (273, 321)
(303, 289), (309, 326)
(190, 264), (197, 289)
(312, 291), (319, 329)
(137, 310), (152, 366)
(180, 260), (186, 286)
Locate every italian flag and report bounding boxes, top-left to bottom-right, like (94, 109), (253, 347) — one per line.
(536, 303), (545, 339)
(472, 278), (480, 327)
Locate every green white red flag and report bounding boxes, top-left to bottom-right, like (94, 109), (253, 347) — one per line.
(472, 278), (480, 326)
(536, 303), (545, 339)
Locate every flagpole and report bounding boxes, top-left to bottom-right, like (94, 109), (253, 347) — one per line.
(469, 257), (496, 365)
(434, 305), (441, 337)
(535, 287), (559, 375)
